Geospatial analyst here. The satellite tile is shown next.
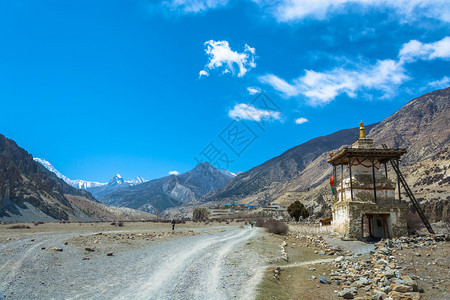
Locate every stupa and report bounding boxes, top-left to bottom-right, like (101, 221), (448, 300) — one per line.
(328, 122), (408, 240)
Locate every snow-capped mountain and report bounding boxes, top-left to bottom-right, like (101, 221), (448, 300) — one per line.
(34, 158), (148, 198)
(108, 173), (125, 186)
(129, 176), (146, 185)
(34, 158), (106, 189)
(100, 162), (236, 213)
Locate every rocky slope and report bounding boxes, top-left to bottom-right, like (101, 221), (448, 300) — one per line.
(202, 88), (450, 220)
(99, 162), (235, 214)
(0, 134), (154, 222)
(205, 123), (378, 204)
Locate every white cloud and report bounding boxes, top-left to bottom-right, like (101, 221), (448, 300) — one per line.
(160, 0), (229, 14)
(169, 171), (180, 175)
(228, 103), (281, 121)
(428, 76), (450, 89)
(253, 0), (450, 23)
(259, 59), (409, 105)
(199, 70), (209, 78)
(295, 117), (308, 124)
(258, 74), (300, 97)
(200, 40), (256, 78)
(247, 87), (261, 95)
(399, 36), (450, 63)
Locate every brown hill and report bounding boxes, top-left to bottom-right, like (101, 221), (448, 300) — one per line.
(203, 88), (450, 221)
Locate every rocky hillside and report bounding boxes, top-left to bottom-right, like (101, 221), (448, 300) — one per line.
(0, 134), (154, 222)
(203, 88), (450, 221)
(204, 123), (378, 204)
(99, 162), (235, 214)
(369, 87), (450, 165)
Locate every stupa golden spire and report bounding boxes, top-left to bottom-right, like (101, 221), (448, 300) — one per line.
(359, 121), (366, 138)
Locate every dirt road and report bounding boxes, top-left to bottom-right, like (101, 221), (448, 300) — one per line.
(0, 226), (261, 300)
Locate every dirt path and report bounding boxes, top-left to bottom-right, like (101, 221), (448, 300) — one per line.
(0, 226), (262, 300)
(269, 258), (336, 268)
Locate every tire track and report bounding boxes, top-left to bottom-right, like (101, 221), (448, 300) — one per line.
(119, 227), (258, 300)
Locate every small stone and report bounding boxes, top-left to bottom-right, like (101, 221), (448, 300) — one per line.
(338, 287), (357, 299)
(320, 276), (331, 284)
(312, 275), (316, 279)
(379, 248), (390, 255)
(384, 270), (396, 279)
(106, 252), (114, 256)
(392, 284), (413, 293)
(372, 290), (387, 300)
(335, 256), (345, 262)
(359, 277), (370, 286)
(85, 247), (95, 252)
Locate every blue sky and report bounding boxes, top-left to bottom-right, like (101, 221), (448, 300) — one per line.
(1, 0), (449, 182)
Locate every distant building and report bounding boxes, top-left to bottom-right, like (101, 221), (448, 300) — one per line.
(319, 216), (332, 226)
(327, 121), (408, 240)
(209, 208), (232, 217)
(258, 205), (289, 217)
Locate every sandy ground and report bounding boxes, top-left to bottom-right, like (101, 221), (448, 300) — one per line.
(0, 222), (263, 300)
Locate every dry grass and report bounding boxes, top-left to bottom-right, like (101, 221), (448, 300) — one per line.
(256, 263), (337, 300)
(254, 234), (338, 299)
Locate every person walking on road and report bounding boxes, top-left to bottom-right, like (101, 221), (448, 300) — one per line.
(171, 219), (176, 230)
(250, 221), (254, 229)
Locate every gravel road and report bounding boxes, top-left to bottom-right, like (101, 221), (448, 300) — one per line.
(0, 226), (262, 300)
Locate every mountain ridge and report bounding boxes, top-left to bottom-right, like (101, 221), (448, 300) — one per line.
(99, 162), (235, 213)
(34, 158), (149, 198)
(199, 87), (449, 221)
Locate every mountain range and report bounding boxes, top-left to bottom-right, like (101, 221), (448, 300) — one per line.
(35, 158), (236, 214)
(198, 87), (450, 222)
(33, 158), (147, 198)
(1, 87), (448, 222)
(99, 162), (235, 214)
(0, 135), (154, 222)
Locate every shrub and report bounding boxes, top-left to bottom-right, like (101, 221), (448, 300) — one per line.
(255, 218), (265, 227)
(8, 225), (30, 229)
(34, 221), (45, 226)
(117, 221), (124, 227)
(193, 207), (210, 222)
(263, 219), (288, 235)
(406, 211), (423, 235)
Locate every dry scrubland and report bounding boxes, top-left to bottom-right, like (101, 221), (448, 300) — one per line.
(0, 221), (448, 299)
